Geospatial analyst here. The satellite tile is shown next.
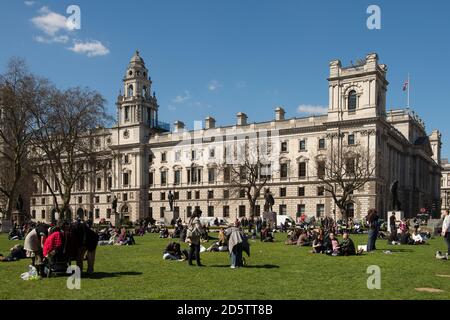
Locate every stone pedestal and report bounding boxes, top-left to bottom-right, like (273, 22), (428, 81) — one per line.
(387, 211), (404, 232)
(263, 211), (277, 228)
(163, 211), (174, 225)
(12, 210), (23, 225)
(110, 212), (120, 227)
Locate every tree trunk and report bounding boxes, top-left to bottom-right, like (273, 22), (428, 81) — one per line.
(249, 198), (256, 217)
(340, 208), (347, 225)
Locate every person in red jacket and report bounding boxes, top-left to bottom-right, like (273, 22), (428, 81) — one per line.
(43, 227), (63, 258)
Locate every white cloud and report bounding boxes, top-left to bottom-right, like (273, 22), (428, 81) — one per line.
(297, 104), (328, 115)
(68, 40), (110, 57)
(167, 105), (176, 112)
(172, 90), (191, 103)
(188, 101), (202, 107)
(34, 35), (69, 43)
(31, 6), (71, 36)
(208, 80), (222, 91)
(24, 1), (35, 6)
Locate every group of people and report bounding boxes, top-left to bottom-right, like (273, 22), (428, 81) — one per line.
(97, 226), (136, 246)
(284, 222), (363, 256)
(20, 219), (99, 277)
(388, 213), (429, 246)
(163, 208), (250, 268)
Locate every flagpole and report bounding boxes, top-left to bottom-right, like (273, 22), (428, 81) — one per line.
(407, 73), (410, 108)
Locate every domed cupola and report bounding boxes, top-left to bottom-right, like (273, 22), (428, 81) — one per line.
(116, 51), (168, 132)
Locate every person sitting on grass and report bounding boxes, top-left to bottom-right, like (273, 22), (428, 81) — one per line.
(261, 225), (274, 242)
(340, 231), (363, 256)
(0, 244), (26, 262)
(311, 234), (324, 253)
(159, 227), (169, 238)
(411, 230), (426, 245)
(399, 229), (414, 245)
(285, 229), (300, 245)
(399, 218), (409, 234)
(137, 225), (146, 236)
(163, 242), (188, 260)
(326, 233), (341, 256)
(297, 230), (311, 247)
(117, 227), (136, 245)
(206, 228), (228, 252)
(251, 226), (257, 240)
(201, 225), (209, 243)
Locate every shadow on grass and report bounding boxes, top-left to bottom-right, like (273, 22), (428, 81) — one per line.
(382, 248), (415, 253)
(82, 271), (143, 279)
(209, 264), (280, 269)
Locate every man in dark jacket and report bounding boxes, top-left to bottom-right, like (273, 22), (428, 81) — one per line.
(341, 231), (357, 256)
(75, 221), (99, 274)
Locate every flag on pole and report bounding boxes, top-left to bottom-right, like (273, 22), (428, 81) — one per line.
(402, 79), (409, 91)
(403, 74), (410, 108)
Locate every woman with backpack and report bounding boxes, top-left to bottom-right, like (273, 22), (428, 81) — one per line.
(185, 208), (204, 266)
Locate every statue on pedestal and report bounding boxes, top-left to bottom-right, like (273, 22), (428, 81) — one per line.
(15, 194), (23, 213)
(112, 196), (118, 213)
(263, 188), (274, 212)
(390, 180), (402, 211)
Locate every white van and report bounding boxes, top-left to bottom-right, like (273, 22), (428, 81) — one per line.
(276, 215), (295, 227)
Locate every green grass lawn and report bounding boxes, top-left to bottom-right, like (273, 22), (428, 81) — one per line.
(1, 232), (450, 300)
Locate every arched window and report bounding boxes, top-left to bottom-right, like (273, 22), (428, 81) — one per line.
(127, 85), (133, 97)
(348, 90), (357, 111)
(346, 202), (355, 218)
(124, 106), (130, 121)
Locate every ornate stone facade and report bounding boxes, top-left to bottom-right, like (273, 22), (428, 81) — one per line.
(28, 52), (442, 223)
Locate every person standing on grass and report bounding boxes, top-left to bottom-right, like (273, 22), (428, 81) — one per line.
(225, 222), (250, 269)
(186, 208), (204, 266)
(366, 209), (379, 252)
(389, 212), (397, 237)
(441, 210), (450, 255)
(23, 223), (49, 276)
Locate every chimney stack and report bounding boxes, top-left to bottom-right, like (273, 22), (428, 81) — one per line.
(275, 106), (285, 121)
(173, 120), (185, 133)
(205, 116), (216, 130)
(236, 112), (247, 126)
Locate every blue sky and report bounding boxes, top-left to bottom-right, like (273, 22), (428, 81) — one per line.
(1, 0), (450, 157)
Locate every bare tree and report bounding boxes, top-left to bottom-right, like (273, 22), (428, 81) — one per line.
(218, 133), (279, 217)
(318, 144), (376, 222)
(30, 87), (112, 221)
(0, 58), (50, 220)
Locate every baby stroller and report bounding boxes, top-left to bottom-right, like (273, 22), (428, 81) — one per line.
(43, 249), (70, 278)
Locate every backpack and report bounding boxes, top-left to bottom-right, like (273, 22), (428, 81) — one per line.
(186, 219), (202, 242)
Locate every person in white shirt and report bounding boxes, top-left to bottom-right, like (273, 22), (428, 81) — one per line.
(441, 210), (450, 255)
(412, 231), (424, 244)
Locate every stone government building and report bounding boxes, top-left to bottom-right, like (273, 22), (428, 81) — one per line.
(28, 51), (442, 223)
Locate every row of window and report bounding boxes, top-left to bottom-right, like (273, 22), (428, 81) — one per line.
(158, 134), (357, 163)
(150, 161), (319, 186)
(149, 185), (350, 202)
(30, 208), (114, 220)
(32, 183), (353, 209)
(31, 202), (355, 220)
